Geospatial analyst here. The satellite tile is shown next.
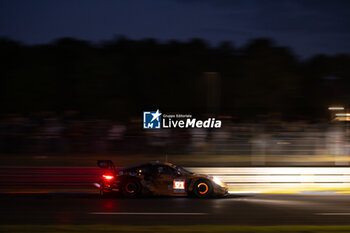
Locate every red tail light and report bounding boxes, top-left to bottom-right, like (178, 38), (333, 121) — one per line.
(102, 174), (114, 180)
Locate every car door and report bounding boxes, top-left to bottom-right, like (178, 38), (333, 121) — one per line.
(150, 165), (185, 195)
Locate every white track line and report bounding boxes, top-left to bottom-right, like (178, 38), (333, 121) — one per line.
(89, 212), (207, 215)
(228, 191), (261, 194)
(315, 213), (350, 216)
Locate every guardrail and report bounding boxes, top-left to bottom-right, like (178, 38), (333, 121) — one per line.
(0, 167), (349, 193)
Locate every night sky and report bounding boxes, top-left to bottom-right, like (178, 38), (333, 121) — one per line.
(1, 0), (350, 58)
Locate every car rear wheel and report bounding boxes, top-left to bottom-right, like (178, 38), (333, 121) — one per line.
(122, 179), (141, 197)
(193, 179), (213, 198)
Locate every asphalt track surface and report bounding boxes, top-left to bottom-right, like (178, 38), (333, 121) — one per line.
(1, 193), (350, 225)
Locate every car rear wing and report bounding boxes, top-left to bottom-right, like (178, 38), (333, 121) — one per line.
(97, 160), (115, 171)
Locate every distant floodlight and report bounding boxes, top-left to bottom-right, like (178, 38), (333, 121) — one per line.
(328, 107), (344, 110)
(335, 113), (350, 116)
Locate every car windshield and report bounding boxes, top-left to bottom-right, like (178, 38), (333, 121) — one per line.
(174, 165), (193, 175)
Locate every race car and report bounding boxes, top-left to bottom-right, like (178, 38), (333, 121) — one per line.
(96, 160), (228, 198)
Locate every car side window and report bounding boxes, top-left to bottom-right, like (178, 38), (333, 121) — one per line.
(139, 165), (151, 175)
(156, 165), (177, 175)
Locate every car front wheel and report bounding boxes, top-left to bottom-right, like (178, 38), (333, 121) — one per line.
(193, 179), (213, 198)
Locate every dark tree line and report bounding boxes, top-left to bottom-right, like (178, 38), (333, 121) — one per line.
(1, 37), (350, 121)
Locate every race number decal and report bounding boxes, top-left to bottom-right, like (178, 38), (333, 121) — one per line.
(173, 179), (185, 193)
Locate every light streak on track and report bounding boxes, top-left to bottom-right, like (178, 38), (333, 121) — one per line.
(315, 213), (350, 216)
(1, 166), (350, 193)
(89, 212), (208, 215)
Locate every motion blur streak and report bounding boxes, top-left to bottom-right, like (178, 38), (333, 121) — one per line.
(190, 167), (350, 193)
(89, 212), (208, 215)
(0, 167), (349, 193)
(316, 213), (350, 215)
(2, 194), (350, 225)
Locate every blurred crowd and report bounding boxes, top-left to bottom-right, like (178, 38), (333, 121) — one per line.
(1, 113), (350, 159)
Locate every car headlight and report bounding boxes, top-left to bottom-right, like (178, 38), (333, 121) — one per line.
(212, 176), (222, 185)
